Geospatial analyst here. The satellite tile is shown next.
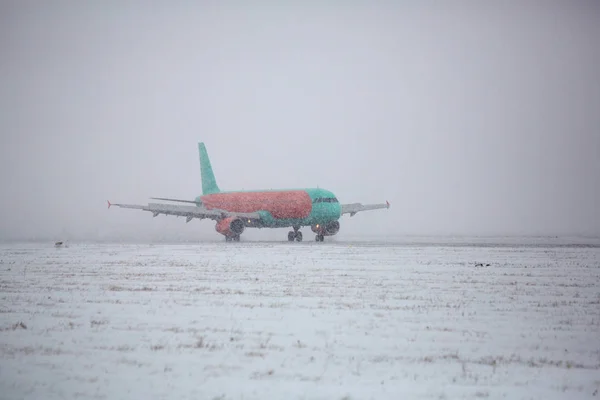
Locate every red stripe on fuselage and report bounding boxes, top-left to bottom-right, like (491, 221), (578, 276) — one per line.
(201, 190), (312, 219)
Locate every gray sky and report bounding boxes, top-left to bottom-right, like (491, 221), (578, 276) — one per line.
(1, 1), (599, 241)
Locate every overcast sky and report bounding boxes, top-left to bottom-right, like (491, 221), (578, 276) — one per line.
(1, 1), (599, 241)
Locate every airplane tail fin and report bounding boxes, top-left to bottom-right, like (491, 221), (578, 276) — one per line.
(198, 142), (220, 195)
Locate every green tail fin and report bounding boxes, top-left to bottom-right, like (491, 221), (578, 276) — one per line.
(198, 142), (220, 195)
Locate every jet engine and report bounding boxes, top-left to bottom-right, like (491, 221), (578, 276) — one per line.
(311, 220), (340, 236)
(215, 217), (245, 237)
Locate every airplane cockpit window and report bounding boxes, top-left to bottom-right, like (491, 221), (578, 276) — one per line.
(313, 197), (339, 203)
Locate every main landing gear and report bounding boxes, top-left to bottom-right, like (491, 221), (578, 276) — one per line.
(288, 226), (303, 242)
(315, 234), (324, 242)
(225, 235), (240, 242)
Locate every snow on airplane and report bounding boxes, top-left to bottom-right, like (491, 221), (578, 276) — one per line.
(108, 142), (390, 242)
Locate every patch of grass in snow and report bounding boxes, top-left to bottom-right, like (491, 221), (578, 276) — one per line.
(90, 319), (109, 327)
(2, 346), (66, 356)
(250, 369), (275, 379)
(178, 336), (221, 351)
(108, 285), (153, 291)
(245, 351), (265, 358)
(0, 321), (27, 331)
(412, 352), (599, 371)
(50, 312), (79, 319)
(164, 327), (184, 333)
(117, 358), (146, 367)
(95, 345), (135, 352)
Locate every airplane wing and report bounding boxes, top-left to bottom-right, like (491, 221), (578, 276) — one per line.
(341, 201), (390, 217)
(107, 201), (261, 223)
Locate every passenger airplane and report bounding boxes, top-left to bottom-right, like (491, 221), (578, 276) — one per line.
(108, 143), (389, 242)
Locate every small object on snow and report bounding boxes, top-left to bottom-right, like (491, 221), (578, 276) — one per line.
(54, 241), (68, 248)
(12, 322), (27, 330)
(474, 262), (491, 267)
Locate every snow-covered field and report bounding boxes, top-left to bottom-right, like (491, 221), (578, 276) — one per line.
(1, 240), (599, 399)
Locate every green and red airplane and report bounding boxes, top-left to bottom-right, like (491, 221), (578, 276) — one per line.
(108, 143), (389, 242)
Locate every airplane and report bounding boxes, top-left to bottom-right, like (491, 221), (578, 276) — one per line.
(108, 142), (390, 242)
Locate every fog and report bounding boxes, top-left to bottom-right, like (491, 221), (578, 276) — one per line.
(1, 1), (599, 242)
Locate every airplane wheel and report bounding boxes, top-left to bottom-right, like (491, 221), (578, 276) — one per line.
(315, 234), (324, 242)
(233, 235), (240, 242)
(225, 236), (232, 242)
(295, 231), (303, 242)
(288, 231), (295, 241)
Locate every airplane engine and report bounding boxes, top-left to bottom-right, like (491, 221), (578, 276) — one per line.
(311, 220), (340, 236)
(215, 217), (245, 237)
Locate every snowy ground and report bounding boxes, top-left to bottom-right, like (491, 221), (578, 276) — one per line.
(1, 240), (599, 399)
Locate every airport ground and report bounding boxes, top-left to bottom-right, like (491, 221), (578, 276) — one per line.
(1, 239), (599, 399)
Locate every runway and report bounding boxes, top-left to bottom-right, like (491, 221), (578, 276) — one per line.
(1, 240), (599, 399)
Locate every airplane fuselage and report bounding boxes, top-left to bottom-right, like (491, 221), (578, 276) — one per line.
(196, 187), (341, 229)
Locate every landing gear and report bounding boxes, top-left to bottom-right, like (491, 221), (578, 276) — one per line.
(315, 234), (324, 242)
(225, 235), (240, 242)
(288, 226), (303, 242)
